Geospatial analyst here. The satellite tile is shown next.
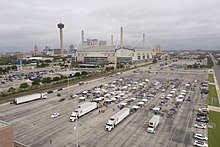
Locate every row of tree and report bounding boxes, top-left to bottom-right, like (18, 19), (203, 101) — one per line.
(6, 71), (90, 94)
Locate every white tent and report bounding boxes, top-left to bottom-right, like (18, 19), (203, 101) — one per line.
(181, 92), (186, 96)
(79, 97), (85, 100)
(138, 101), (145, 105)
(178, 95), (184, 98)
(119, 102), (127, 106)
(131, 98), (136, 101)
(105, 99), (112, 102)
(170, 91), (175, 94)
(132, 105), (140, 109)
(142, 99), (148, 102)
(104, 93), (111, 97)
(82, 91), (87, 94)
(172, 88), (177, 91)
(145, 78), (149, 82)
(95, 90), (101, 94)
(182, 90), (187, 93)
(111, 97), (117, 101)
(167, 94), (173, 97)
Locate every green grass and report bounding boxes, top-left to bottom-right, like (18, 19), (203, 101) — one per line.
(209, 74), (215, 83)
(208, 84), (219, 107)
(208, 111), (220, 147)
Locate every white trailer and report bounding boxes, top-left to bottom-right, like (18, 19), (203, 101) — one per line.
(14, 93), (47, 104)
(70, 102), (97, 122)
(147, 115), (160, 133)
(105, 108), (130, 131)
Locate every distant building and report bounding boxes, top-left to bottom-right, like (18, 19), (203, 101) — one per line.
(77, 45), (155, 65)
(69, 45), (77, 54)
(99, 40), (107, 46)
(77, 27), (156, 66)
(0, 121), (14, 147)
(15, 52), (26, 58)
(53, 49), (61, 55)
(0, 52), (6, 58)
(155, 44), (162, 55)
(33, 42), (40, 56)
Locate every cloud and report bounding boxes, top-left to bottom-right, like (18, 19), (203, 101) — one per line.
(0, 0), (220, 52)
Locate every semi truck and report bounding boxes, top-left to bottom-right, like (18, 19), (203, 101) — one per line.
(147, 115), (160, 133)
(105, 108), (130, 132)
(14, 93), (47, 104)
(70, 102), (97, 122)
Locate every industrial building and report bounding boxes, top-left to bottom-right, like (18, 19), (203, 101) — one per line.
(77, 27), (157, 66)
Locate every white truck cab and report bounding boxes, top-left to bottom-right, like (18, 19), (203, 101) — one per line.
(105, 119), (115, 131)
(70, 111), (78, 122)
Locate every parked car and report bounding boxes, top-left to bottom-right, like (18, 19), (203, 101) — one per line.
(201, 89), (209, 94)
(187, 96), (191, 101)
(196, 117), (208, 123)
(47, 90), (53, 94)
(149, 104), (155, 110)
(194, 124), (207, 129)
(57, 88), (63, 91)
(197, 112), (208, 117)
(193, 140), (208, 147)
(51, 113), (60, 118)
(194, 133), (208, 141)
(57, 93), (61, 97)
(59, 98), (65, 102)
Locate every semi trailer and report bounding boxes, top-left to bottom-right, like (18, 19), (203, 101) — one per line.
(147, 115), (160, 133)
(105, 108), (130, 131)
(14, 93), (47, 104)
(70, 102), (97, 122)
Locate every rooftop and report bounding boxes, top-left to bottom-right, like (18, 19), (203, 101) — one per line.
(0, 120), (10, 129)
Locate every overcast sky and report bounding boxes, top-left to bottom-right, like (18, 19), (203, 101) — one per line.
(1, 0), (220, 52)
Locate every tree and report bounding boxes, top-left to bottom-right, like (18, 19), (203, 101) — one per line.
(32, 79), (40, 86)
(81, 71), (88, 76)
(105, 66), (114, 71)
(44, 59), (52, 63)
(53, 77), (60, 81)
(74, 72), (81, 77)
(8, 87), (16, 93)
(42, 77), (52, 84)
(19, 83), (29, 89)
(193, 63), (199, 69)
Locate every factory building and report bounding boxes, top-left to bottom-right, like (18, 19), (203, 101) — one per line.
(76, 27), (157, 66)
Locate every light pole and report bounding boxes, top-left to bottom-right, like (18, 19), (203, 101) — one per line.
(68, 76), (70, 94)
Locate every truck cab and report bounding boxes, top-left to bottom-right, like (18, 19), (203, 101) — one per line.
(70, 111), (78, 122)
(147, 126), (155, 133)
(105, 118), (115, 131)
(41, 94), (47, 99)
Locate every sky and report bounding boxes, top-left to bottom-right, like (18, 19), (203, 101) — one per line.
(0, 0), (220, 52)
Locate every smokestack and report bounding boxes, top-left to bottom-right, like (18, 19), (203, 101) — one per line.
(111, 35), (114, 45)
(82, 30), (84, 49)
(143, 33), (145, 48)
(120, 27), (123, 48)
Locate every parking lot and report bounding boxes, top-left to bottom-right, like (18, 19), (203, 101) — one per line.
(0, 62), (208, 147)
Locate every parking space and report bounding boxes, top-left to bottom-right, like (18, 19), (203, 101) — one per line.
(0, 62), (208, 147)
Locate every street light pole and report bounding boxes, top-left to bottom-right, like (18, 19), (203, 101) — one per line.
(68, 76), (70, 94)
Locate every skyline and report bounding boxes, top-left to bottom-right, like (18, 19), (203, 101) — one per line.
(0, 0), (220, 52)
